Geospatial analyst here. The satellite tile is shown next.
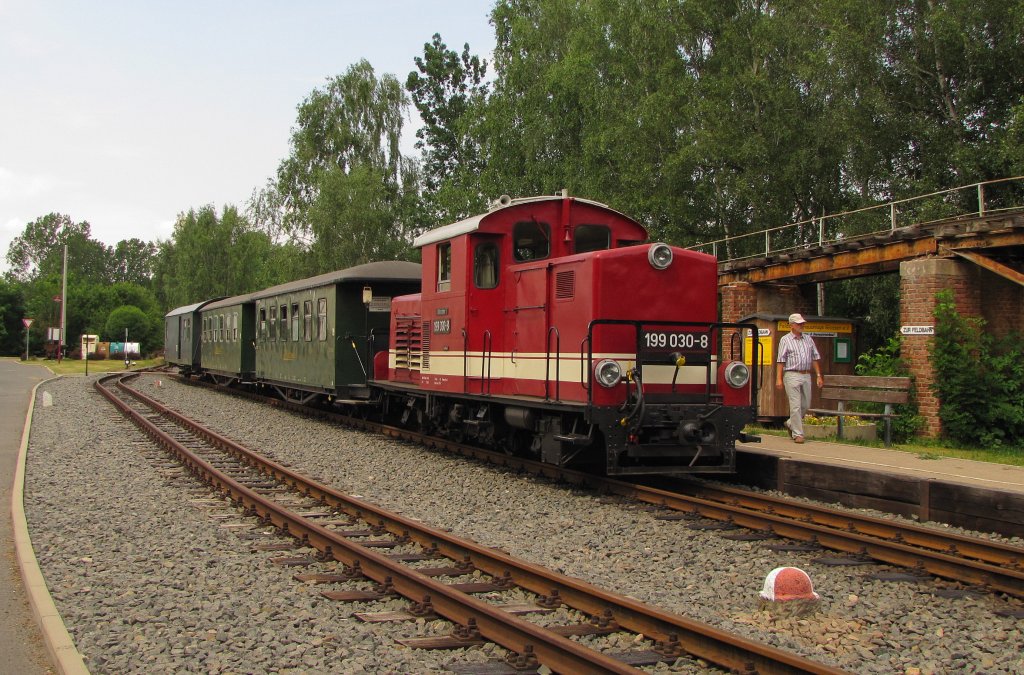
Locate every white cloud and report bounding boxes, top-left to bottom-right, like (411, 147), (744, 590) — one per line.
(0, 166), (62, 201)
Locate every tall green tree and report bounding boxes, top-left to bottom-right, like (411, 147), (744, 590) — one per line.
(0, 278), (26, 355)
(110, 238), (157, 285)
(881, 0), (1024, 190)
(5, 213), (110, 284)
(255, 59), (421, 259)
(407, 33), (490, 223)
(154, 205), (297, 309)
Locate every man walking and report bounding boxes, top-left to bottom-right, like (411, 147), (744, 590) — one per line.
(775, 313), (823, 443)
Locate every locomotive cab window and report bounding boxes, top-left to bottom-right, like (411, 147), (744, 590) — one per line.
(474, 242), (499, 289)
(437, 242), (451, 292)
(574, 224), (610, 253)
(513, 221), (550, 261)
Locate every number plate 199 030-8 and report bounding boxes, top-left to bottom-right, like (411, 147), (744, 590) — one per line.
(640, 329), (712, 363)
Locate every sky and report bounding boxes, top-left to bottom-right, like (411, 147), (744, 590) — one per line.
(0, 1), (497, 272)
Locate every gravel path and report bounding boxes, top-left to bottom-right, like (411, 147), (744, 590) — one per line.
(24, 374), (1024, 673)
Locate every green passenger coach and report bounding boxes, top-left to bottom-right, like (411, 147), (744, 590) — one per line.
(165, 299), (220, 375)
(199, 294), (258, 384)
(250, 261), (421, 403)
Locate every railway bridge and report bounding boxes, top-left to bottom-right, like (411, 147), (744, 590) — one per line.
(691, 178), (1024, 436)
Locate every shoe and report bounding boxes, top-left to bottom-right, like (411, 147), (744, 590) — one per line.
(783, 420), (793, 438)
(794, 436), (805, 444)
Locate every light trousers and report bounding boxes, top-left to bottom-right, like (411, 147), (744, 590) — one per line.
(783, 370), (813, 437)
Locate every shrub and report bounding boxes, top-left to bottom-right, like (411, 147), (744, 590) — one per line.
(930, 289), (1024, 447)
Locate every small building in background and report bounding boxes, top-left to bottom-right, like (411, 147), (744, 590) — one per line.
(740, 313), (857, 422)
(80, 334), (99, 359)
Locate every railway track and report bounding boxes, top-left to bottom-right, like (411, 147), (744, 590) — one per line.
(178, 374), (1024, 603)
(97, 372), (845, 675)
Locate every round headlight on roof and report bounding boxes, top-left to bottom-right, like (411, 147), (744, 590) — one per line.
(648, 243), (673, 270)
(595, 359), (622, 388)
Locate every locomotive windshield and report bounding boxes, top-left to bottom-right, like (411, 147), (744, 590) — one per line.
(513, 221), (550, 261)
(574, 224), (610, 253)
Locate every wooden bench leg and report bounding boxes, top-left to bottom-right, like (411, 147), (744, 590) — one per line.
(883, 404), (893, 447)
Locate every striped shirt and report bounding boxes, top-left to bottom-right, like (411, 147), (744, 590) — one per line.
(777, 332), (820, 372)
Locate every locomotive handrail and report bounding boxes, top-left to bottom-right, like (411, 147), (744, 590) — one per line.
(482, 330), (493, 395)
(462, 328), (494, 395)
(579, 336), (591, 394)
(544, 326), (561, 402)
(461, 328), (469, 394)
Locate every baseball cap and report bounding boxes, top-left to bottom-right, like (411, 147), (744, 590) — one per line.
(789, 313), (807, 324)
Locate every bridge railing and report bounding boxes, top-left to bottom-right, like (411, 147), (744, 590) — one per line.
(686, 176), (1024, 263)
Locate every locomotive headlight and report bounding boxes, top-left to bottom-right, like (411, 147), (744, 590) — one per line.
(724, 361), (750, 388)
(595, 359), (623, 387)
(648, 243), (673, 270)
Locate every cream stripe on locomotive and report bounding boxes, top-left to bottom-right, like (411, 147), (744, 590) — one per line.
(390, 350), (719, 386)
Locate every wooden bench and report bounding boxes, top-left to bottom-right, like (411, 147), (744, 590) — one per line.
(808, 375), (911, 446)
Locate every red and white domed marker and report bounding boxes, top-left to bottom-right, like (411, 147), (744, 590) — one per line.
(759, 566), (820, 602)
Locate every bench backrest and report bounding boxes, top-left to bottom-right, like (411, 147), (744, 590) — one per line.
(821, 375), (911, 405)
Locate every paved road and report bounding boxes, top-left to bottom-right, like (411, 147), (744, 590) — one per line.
(1, 358), (54, 674)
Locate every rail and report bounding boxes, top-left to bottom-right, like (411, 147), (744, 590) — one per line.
(687, 176), (1024, 264)
(110, 372), (846, 674)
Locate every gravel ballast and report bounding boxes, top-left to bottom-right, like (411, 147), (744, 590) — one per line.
(24, 375), (1024, 673)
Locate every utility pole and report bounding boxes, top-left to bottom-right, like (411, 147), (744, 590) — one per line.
(58, 244), (67, 362)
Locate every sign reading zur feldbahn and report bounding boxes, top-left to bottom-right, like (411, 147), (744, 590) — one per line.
(900, 325), (935, 335)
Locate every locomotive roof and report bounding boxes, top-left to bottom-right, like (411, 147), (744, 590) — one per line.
(164, 298), (221, 318)
(413, 195), (629, 248)
(248, 260), (422, 300)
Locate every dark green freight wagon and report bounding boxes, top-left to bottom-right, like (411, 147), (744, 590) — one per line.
(199, 294), (258, 384)
(251, 261), (421, 402)
(165, 299), (220, 375)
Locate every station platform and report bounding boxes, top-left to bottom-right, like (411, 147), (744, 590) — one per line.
(736, 432), (1024, 538)
(1, 359), (59, 674)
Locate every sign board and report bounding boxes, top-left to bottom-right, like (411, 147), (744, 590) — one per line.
(778, 320), (853, 333)
(47, 327), (62, 341)
(22, 318), (33, 328)
(744, 336), (774, 366)
(900, 325), (935, 335)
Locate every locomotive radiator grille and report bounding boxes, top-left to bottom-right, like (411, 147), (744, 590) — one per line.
(394, 317), (423, 372)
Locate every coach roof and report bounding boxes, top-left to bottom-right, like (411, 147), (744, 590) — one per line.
(248, 260), (422, 300)
(164, 299), (221, 318)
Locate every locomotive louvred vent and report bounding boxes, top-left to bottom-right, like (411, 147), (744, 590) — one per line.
(555, 271), (575, 299)
(395, 316), (422, 372)
(421, 321), (431, 369)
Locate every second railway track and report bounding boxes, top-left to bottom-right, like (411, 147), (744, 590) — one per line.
(182, 372), (1024, 601)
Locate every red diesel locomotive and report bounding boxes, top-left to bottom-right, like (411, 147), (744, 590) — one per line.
(372, 194), (758, 475)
